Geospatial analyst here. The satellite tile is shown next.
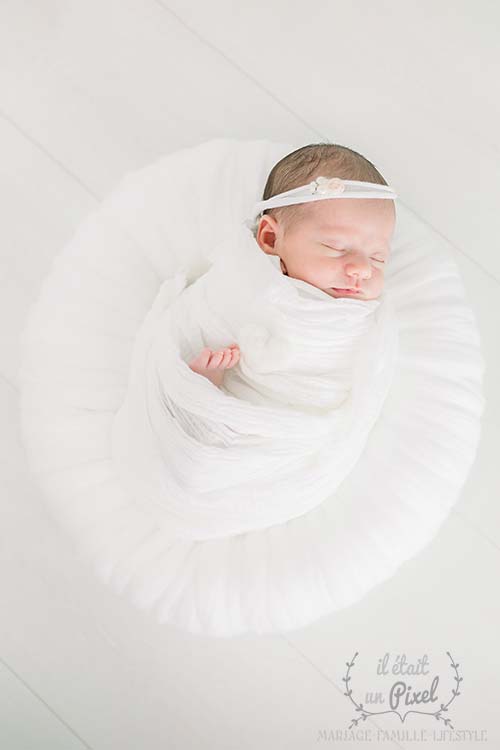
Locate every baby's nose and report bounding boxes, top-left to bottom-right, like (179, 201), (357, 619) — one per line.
(345, 258), (371, 279)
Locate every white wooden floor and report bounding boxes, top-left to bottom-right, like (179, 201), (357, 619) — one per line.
(1, 2), (499, 748)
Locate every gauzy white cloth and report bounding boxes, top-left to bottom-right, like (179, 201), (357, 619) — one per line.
(111, 223), (400, 541)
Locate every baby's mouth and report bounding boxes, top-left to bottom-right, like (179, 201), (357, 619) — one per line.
(330, 287), (361, 295)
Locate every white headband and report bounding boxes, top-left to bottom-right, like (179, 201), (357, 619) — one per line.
(252, 176), (397, 219)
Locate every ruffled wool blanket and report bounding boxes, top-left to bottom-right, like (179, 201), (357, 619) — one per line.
(111, 224), (399, 540)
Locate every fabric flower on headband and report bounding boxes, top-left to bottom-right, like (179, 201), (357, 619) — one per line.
(312, 176), (345, 195)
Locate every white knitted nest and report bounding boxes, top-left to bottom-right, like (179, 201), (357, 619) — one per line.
(18, 138), (485, 637)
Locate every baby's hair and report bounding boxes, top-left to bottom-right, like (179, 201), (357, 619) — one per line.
(255, 142), (389, 237)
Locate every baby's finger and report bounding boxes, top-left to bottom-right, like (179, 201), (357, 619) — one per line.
(197, 347), (212, 367)
(219, 349), (233, 367)
(207, 350), (224, 369)
(227, 348), (240, 367)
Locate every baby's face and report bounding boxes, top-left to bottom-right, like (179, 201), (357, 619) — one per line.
(257, 198), (395, 301)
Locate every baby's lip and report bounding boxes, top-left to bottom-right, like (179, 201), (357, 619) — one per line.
(331, 286), (361, 293)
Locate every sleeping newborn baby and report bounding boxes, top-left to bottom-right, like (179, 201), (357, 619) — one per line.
(188, 142), (396, 387)
(111, 143), (399, 536)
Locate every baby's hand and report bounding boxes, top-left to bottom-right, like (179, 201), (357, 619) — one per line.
(188, 344), (240, 388)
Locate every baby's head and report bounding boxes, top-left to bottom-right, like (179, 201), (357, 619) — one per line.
(254, 143), (396, 301)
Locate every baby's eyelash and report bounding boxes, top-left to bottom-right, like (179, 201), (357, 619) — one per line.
(322, 245), (344, 254)
(323, 245), (386, 264)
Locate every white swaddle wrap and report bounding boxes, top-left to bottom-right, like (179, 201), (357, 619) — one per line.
(111, 223), (400, 541)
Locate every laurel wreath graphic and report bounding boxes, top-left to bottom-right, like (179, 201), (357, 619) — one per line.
(343, 651), (463, 730)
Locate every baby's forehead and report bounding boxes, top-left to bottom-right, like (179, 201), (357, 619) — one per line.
(303, 200), (395, 238)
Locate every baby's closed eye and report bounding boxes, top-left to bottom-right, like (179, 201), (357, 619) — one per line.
(322, 245), (386, 264)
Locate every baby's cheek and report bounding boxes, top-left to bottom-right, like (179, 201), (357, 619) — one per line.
(291, 258), (317, 279)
